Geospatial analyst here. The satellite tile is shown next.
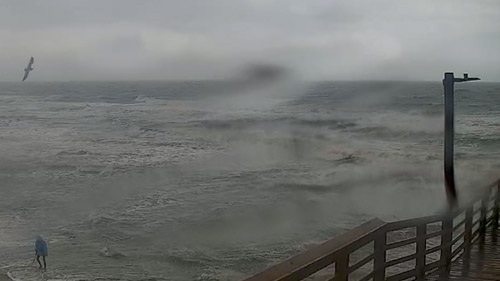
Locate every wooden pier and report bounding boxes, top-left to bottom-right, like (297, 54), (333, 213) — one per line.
(425, 222), (500, 280)
(242, 181), (500, 281)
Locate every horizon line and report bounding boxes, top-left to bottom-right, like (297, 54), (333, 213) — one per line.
(1, 78), (498, 83)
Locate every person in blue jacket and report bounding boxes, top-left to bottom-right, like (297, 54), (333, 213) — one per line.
(35, 235), (48, 269)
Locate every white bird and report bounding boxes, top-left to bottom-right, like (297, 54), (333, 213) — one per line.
(22, 57), (34, 81)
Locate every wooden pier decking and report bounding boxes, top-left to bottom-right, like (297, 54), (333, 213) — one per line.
(426, 227), (500, 281)
(242, 181), (500, 281)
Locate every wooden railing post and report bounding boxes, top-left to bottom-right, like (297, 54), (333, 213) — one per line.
(373, 232), (386, 281)
(416, 223), (426, 279)
(480, 196), (488, 235)
(464, 207), (473, 256)
(494, 183), (500, 229)
(335, 251), (349, 281)
(440, 216), (453, 274)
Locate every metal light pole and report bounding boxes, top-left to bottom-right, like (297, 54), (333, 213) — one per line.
(443, 72), (480, 209)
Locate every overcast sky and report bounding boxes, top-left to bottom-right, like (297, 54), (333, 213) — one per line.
(0, 0), (499, 81)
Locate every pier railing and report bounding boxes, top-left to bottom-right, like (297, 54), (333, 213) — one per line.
(243, 181), (500, 281)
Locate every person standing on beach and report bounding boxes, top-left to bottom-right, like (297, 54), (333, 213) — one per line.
(35, 236), (48, 269)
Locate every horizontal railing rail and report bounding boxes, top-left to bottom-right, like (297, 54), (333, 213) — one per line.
(243, 180), (500, 281)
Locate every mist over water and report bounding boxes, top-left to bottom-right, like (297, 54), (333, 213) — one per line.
(1, 81), (499, 280)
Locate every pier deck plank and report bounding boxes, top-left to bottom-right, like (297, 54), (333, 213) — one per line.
(426, 227), (500, 281)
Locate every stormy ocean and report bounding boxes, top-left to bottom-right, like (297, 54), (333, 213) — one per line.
(1, 80), (499, 280)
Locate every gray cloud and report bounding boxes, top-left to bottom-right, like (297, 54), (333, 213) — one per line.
(0, 0), (499, 81)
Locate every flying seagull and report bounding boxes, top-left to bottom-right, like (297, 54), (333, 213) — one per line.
(22, 57), (34, 81)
